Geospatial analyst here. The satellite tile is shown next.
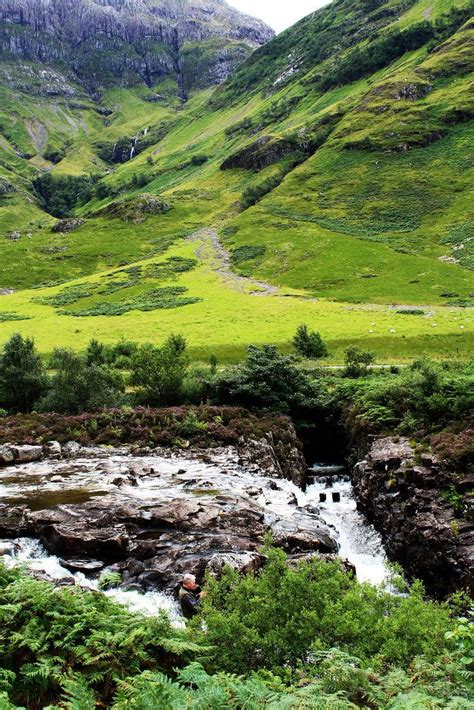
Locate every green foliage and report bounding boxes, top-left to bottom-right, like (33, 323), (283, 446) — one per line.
(230, 245), (266, 266)
(0, 334), (48, 413)
(214, 344), (322, 414)
(240, 174), (283, 210)
(293, 324), (328, 359)
(0, 564), (197, 708)
(40, 348), (124, 414)
(59, 286), (201, 317)
(196, 547), (455, 674)
(85, 338), (106, 366)
(0, 313), (29, 322)
(98, 571), (122, 591)
(336, 359), (474, 438)
(33, 174), (97, 218)
(130, 334), (189, 406)
(344, 346), (376, 378)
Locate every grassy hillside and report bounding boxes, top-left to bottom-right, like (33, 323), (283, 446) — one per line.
(0, 0), (472, 360)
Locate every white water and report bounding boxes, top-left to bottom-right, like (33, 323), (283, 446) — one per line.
(1, 537), (184, 624)
(0, 452), (390, 617)
(304, 465), (388, 585)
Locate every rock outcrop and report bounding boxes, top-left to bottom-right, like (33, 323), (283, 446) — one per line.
(0, 442), (336, 591)
(0, 0), (274, 96)
(353, 437), (473, 597)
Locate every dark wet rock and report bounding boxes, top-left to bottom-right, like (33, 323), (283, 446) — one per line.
(60, 558), (105, 573)
(353, 437), (474, 597)
(40, 523), (131, 560)
(0, 505), (27, 537)
(272, 512), (338, 555)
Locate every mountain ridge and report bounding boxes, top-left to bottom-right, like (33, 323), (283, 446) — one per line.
(0, 0), (274, 95)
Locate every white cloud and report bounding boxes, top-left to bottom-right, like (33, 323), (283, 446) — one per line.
(229, 0), (330, 33)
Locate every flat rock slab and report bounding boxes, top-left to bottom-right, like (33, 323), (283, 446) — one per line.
(0, 445), (338, 591)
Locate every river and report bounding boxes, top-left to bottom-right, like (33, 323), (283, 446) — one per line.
(0, 449), (389, 618)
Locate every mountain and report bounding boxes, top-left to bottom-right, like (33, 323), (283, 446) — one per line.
(0, 0), (472, 360)
(0, 0), (274, 96)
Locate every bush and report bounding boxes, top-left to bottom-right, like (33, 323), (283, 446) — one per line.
(214, 344), (322, 414)
(196, 547), (455, 675)
(40, 349), (124, 414)
(130, 334), (189, 406)
(343, 346), (376, 378)
(293, 324), (328, 359)
(0, 334), (49, 413)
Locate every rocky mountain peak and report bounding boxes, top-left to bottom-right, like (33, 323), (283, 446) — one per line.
(0, 0), (274, 95)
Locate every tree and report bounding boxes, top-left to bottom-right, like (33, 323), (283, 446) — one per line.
(215, 344), (319, 413)
(86, 339), (106, 366)
(130, 334), (188, 406)
(0, 334), (49, 412)
(293, 324), (328, 359)
(343, 346), (375, 378)
(41, 349), (124, 414)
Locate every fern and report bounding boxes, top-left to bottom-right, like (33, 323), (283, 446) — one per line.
(61, 676), (96, 710)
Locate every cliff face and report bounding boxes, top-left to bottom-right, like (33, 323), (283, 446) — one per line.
(0, 0), (274, 94)
(353, 437), (473, 598)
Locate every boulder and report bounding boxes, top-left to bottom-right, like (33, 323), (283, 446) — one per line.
(40, 523), (131, 560)
(10, 445), (43, 463)
(0, 445), (15, 465)
(44, 441), (62, 459)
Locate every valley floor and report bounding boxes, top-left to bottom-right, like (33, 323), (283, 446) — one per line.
(0, 227), (471, 361)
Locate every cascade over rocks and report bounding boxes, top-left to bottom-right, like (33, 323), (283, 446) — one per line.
(0, 437), (338, 591)
(353, 436), (473, 597)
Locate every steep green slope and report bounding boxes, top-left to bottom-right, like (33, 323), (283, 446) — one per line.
(0, 0), (472, 359)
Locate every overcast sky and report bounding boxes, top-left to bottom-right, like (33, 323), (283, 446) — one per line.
(229, 0), (330, 33)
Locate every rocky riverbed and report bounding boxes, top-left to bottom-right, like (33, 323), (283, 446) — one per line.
(0, 441), (340, 592)
(0, 439), (391, 607)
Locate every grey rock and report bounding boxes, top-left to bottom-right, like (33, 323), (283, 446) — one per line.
(10, 445), (43, 463)
(0, 0), (274, 96)
(0, 445), (15, 465)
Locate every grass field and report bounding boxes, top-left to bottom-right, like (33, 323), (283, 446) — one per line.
(0, 232), (471, 362)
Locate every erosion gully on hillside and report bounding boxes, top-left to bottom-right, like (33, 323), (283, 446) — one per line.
(0, 440), (389, 617)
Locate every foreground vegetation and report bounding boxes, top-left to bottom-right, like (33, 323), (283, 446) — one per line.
(0, 549), (472, 709)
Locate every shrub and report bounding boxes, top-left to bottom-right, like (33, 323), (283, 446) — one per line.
(130, 334), (189, 406)
(293, 324), (328, 359)
(40, 349), (124, 414)
(214, 344), (322, 414)
(0, 334), (49, 413)
(196, 547), (455, 675)
(343, 346), (375, 378)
